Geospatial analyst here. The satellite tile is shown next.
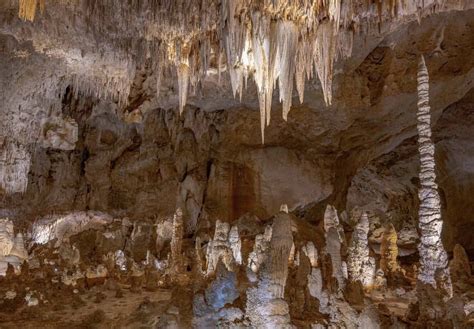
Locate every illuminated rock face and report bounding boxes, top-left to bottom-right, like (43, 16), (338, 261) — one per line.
(31, 211), (113, 246)
(416, 56), (452, 297)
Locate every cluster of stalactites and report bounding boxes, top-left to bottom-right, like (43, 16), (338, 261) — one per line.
(17, 0), (450, 143)
(221, 0), (356, 143)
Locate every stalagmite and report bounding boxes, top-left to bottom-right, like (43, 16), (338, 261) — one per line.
(265, 211), (294, 298)
(326, 226), (346, 291)
(205, 220), (233, 275)
(170, 208), (184, 272)
(0, 219), (14, 257)
(228, 225), (242, 265)
(347, 213), (375, 288)
(416, 55), (452, 297)
(302, 241), (318, 268)
(304, 241), (330, 312)
(308, 267), (329, 311)
(9, 233), (28, 260)
(246, 210), (294, 328)
(449, 244), (471, 283)
(0, 139), (31, 194)
(379, 223), (400, 278)
(115, 250), (127, 271)
(248, 225), (272, 274)
(323, 204), (346, 290)
(0, 219), (28, 276)
(323, 204), (342, 235)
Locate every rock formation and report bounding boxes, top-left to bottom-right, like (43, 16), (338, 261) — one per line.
(324, 205), (346, 291)
(248, 225), (273, 274)
(379, 223), (400, 279)
(40, 115), (78, 151)
(0, 139), (30, 194)
(347, 213), (375, 289)
(0, 219), (28, 276)
(31, 211), (113, 246)
(246, 210), (294, 328)
(227, 225), (242, 266)
(416, 55), (452, 297)
(449, 244), (471, 284)
(0, 219), (14, 257)
(170, 208), (184, 273)
(0, 1), (473, 327)
(205, 220), (233, 275)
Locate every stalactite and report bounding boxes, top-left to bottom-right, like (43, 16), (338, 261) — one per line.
(177, 62), (190, 116)
(313, 20), (338, 106)
(14, 0), (457, 143)
(276, 21), (298, 121)
(416, 55), (452, 297)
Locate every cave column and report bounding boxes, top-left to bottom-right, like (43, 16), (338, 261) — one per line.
(416, 55), (452, 297)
